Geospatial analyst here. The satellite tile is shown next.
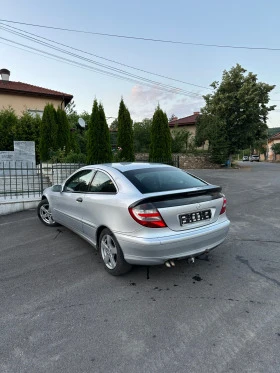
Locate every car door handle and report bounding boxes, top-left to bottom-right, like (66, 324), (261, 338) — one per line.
(76, 197), (83, 203)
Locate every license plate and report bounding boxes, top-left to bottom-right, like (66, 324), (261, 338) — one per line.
(179, 210), (211, 225)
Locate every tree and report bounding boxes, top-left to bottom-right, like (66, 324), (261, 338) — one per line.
(0, 108), (18, 151)
(199, 64), (276, 163)
(196, 114), (229, 163)
(56, 107), (70, 152)
(271, 143), (280, 159)
(149, 105), (172, 162)
(87, 99), (112, 164)
(169, 113), (177, 121)
(65, 107), (90, 154)
(171, 126), (191, 153)
(98, 102), (112, 162)
(110, 118), (118, 131)
(39, 104), (58, 161)
(133, 118), (152, 152)
(15, 111), (41, 161)
(117, 99), (135, 161)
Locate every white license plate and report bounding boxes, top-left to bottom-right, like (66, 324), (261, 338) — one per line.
(179, 210), (211, 225)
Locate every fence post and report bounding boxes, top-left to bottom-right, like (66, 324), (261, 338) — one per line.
(177, 155), (180, 168)
(39, 162), (44, 194)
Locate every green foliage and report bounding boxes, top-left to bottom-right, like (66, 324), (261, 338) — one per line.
(56, 107), (70, 152)
(49, 147), (68, 163)
(196, 114), (228, 163)
(268, 127), (280, 137)
(133, 118), (152, 152)
(87, 99), (99, 163)
(110, 118), (118, 131)
(64, 152), (87, 164)
(200, 64), (275, 160)
(39, 104), (58, 161)
(49, 148), (86, 164)
(98, 102), (113, 162)
(271, 143), (280, 156)
(117, 99), (135, 161)
(0, 108), (18, 150)
(150, 105), (172, 162)
(65, 101), (86, 155)
(171, 127), (191, 153)
(15, 111), (41, 161)
(87, 99), (112, 164)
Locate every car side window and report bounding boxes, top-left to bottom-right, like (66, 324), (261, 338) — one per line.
(89, 171), (117, 193)
(64, 170), (95, 192)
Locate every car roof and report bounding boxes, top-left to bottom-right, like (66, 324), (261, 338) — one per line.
(84, 162), (175, 173)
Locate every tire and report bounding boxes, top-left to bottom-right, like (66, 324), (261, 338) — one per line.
(99, 228), (132, 276)
(37, 199), (59, 227)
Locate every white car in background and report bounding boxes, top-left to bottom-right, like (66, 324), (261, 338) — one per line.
(249, 155), (260, 162)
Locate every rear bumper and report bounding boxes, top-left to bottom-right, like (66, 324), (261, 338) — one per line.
(115, 218), (230, 265)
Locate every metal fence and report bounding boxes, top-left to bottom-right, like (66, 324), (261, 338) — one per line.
(0, 162), (84, 200)
(0, 157), (179, 200)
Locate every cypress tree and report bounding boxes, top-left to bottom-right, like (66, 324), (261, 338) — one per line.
(56, 107), (70, 152)
(87, 99), (112, 164)
(87, 99), (99, 164)
(98, 103), (112, 162)
(117, 98), (135, 161)
(39, 103), (58, 161)
(149, 105), (172, 162)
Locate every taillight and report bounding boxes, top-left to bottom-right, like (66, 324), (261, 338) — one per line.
(220, 196), (227, 215)
(129, 202), (167, 228)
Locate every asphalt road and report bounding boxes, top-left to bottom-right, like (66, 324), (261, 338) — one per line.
(1, 161), (280, 373)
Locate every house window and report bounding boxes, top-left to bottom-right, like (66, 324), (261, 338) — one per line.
(28, 109), (44, 118)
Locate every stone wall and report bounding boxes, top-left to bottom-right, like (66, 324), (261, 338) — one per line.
(135, 153), (218, 169)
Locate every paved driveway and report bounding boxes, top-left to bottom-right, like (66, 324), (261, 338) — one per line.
(1, 162), (280, 373)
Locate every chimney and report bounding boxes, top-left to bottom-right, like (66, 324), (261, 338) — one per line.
(0, 68), (10, 81)
(193, 111), (200, 115)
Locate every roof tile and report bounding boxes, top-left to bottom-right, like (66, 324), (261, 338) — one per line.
(169, 113), (199, 127)
(0, 80), (73, 105)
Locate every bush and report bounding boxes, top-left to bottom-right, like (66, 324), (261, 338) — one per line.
(64, 152), (87, 164)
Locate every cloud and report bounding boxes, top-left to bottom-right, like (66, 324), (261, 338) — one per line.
(127, 85), (205, 121)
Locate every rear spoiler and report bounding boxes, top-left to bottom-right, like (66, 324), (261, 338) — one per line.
(129, 185), (222, 208)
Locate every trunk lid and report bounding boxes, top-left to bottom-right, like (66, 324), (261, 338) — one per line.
(138, 186), (224, 231)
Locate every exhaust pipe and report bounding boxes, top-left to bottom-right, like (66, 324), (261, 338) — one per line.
(165, 260), (175, 268)
(187, 257), (195, 264)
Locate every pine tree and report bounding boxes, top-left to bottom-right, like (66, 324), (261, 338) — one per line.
(117, 98), (135, 161)
(87, 99), (112, 164)
(149, 105), (172, 162)
(56, 107), (70, 152)
(39, 104), (58, 161)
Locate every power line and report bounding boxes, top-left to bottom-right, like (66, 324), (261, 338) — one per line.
(0, 22), (212, 91)
(0, 25), (203, 97)
(0, 36), (204, 98)
(1, 18), (280, 51)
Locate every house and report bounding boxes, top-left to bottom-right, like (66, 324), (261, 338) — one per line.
(168, 112), (200, 137)
(267, 132), (280, 161)
(168, 111), (208, 150)
(0, 68), (73, 117)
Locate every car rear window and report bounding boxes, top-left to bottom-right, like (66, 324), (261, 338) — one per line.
(123, 167), (207, 194)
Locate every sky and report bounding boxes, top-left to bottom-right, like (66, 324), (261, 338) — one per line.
(1, 0), (280, 127)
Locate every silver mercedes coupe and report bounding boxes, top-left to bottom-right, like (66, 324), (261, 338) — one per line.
(37, 163), (230, 275)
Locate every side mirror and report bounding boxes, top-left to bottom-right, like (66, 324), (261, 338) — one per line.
(52, 184), (62, 192)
